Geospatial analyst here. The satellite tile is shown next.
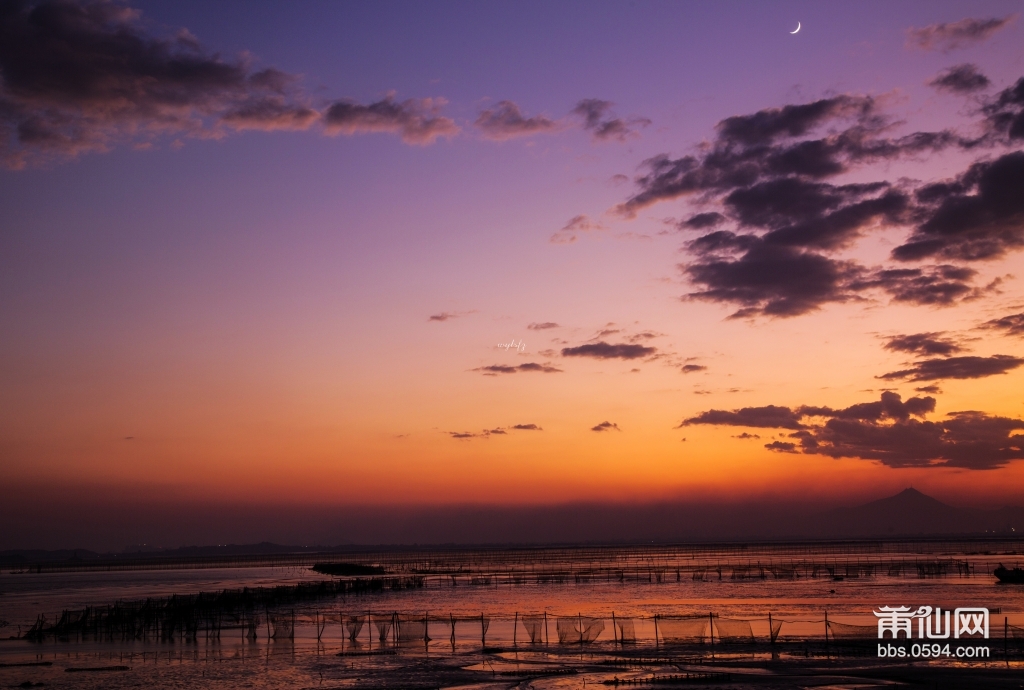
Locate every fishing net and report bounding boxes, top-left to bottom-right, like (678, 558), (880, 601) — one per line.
(520, 615), (545, 643)
(827, 621), (877, 640)
(341, 615), (364, 641)
(657, 617), (707, 643)
(269, 613), (293, 640)
(770, 618), (783, 643)
(614, 618), (636, 643)
(374, 615), (393, 644)
(556, 616), (604, 644)
(713, 617), (754, 643)
(397, 615), (427, 643)
(481, 615), (490, 639)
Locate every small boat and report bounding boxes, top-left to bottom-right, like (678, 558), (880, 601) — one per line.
(994, 564), (1024, 584)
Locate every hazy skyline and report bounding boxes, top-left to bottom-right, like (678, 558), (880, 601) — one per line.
(2, 0), (1024, 549)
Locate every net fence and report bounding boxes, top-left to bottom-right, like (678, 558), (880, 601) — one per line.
(713, 617), (754, 643)
(520, 615), (545, 643)
(657, 617), (707, 643)
(827, 620), (877, 640)
(615, 618), (637, 643)
(556, 616), (605, 644)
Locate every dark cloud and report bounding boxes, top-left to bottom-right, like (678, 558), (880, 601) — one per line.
(0, 0), (460, 167)
(323, 94), (458, 145)
(799, 391), (937, 422)
(907, 16), (1015, 52)
(855, 265), (982, 306)
(572, 99), (650, 142)
(716, 96), (874, 146)
(561, 341), (656, 360)
(606, 86), (1012, 317)
(683, 242), (862, 317)
(984, 77), (1024, 140)
(627, 331), (660, 342)
(527, 322), (560, 330)
(928, 64), (991, 93)
(510, 423), (543, 431)
(981, 312), (1024, 337)
(883, 332), (964, 357)
(0, 0), (319, 166)
(915, 385), (942, 394)
(680, 212), (726, 230)
(680, 405), (805, 430)
(732, 432), (761, 439)
(681, 364), (706, 373)
(893, 152), (1024, 262)
(474, 363), (562, 375)
(474, 100), (557, 140)
(689, 391), (1024, 469)
(878, 355), (1024, 381)
(591, 421), (620, 432)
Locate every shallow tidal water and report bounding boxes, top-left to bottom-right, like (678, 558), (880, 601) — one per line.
(2, 541), (1023, 688)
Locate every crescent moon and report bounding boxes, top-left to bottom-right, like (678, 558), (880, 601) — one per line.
(790, 22), (801, 34)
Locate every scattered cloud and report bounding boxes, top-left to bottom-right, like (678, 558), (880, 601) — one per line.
(907, 16), (1015, 52)
(527, 322), (560, 330)
(684, 391), (1024, 469)
(448, 428), (507, 439)
(572, 99), (650, 142)
(680, 405), (806, 430)
(732, 432), (761, 439)
(473, 362), (562, 375)
(428, 310), (474, 322)
(0, 0), (458, 167)
(981, 312), (1024, 337)
(928, 64), (991, 93)
(324, 94), (458, 145)
(591, 421), (620, 432)
(681, 364), (707, 373)
(561, 341), (657, 360)
(883, 332), (964, 357)
(604, 85), (1022, 317)
(510, 423), (543, 431)
(0, 0), (318, 166)
(475, 100), (557, 140)
(915, 385), (943, 394)
(551, 214), (604, 244)
(878, 354), (1024, 381)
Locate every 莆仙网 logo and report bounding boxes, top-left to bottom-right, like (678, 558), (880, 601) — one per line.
(873, 606), (988, 639)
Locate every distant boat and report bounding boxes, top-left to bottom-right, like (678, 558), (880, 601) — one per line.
(994, 564), (1024, 584)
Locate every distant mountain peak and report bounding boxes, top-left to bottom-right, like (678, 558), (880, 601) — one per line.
(855, 487), (951, 510)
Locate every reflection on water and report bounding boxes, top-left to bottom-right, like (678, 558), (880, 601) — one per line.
(1, 541), (1023, 688)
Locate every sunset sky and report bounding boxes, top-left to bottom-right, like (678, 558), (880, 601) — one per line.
(2, 0), (1024, 548)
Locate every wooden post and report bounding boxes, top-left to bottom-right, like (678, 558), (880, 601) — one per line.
(768, 612), (773, 645)
(481, 613), (485, 647)
(450, 613), (455, 649)
(578, 612), (583, 645)
(709, 612), (715, 657)
(654, 614), (659, 647)
(544, 611), (549, 645)
(367, 611), (371, 650)
(612, 612), (617, 644)
(513, 612), (517, 646)
(824, 610), (829, 657)
(1006, 616), (1009, 663)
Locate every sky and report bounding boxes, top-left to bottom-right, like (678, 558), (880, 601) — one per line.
(2, 0), (1024, 549)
